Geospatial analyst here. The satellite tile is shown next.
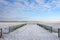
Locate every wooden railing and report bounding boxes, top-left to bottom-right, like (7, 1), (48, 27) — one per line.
(0, 24), (26, 38)
(9, 24), (26, 33)
(37, 24), (52, 33)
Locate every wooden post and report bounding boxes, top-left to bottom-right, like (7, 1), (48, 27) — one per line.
(50, 27), (52, 33)
(0, 28), (2, 38)
(58, 28), (60, 37)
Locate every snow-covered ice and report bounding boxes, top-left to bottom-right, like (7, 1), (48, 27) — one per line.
(0, 22), (26, 28)
(0, 23), (60, 40)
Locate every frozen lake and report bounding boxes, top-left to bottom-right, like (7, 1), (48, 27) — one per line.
(40, 23), (60, 33)
(0, 22), (26, 28)
(0, 23), (59, 40)
(42, 23), (60, 28)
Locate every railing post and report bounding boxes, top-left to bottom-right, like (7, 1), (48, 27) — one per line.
(0, 28), (2, 38)
(50, 27), (52, 33)
(58, 28), (60, 37)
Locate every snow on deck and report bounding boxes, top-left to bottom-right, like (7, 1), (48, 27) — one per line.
(0, 24), (59, 40)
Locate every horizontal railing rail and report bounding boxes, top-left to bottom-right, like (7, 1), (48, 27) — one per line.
(37, 24), (52, 33)
(9, 24), (26, 33)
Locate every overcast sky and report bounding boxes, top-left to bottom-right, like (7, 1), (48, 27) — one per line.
(0, 0), (60, 22)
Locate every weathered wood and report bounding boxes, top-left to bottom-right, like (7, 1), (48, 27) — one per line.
(0, 28), (2, 38)
(37, 24), (52, 33)
(9, 24), (26, 33)
(58, 29), (60, 37)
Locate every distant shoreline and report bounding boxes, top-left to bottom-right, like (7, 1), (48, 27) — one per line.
(0, 21), (27, 22)
(0, 21), (40, 22)
(0, 21), (60, 23)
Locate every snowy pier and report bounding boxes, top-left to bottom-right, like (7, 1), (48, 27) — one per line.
(0, 23), (60, 40)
